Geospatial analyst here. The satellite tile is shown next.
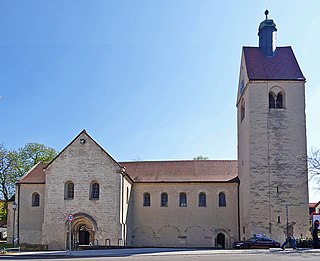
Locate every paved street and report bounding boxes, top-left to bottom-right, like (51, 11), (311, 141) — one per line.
(2, 248), (320, 260)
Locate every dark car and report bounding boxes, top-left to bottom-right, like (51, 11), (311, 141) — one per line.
(233, 237), (281, 249)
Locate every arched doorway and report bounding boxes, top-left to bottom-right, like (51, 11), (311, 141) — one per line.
(78, 225), (90, 245)
(65, 213), (98, 250)
(216, 233), (226, 249)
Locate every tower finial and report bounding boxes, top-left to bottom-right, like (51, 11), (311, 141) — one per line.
(258, 9), (277, 56)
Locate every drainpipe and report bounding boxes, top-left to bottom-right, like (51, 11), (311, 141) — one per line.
(121, 175), (124, 245)
(119, 170), (125, 246)
(17, 183), (21, 245)
(237, 182), (241, 241)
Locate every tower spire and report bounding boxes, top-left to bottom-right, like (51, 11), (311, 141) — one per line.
(258, 10), (277, 56)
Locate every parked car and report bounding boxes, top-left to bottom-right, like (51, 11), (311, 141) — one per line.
(233, 237), (281, 249)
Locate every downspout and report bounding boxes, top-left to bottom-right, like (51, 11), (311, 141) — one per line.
(237, 182), (241, 241)
(119, 170), (124, 246)
(17, 183), (21, 245)
(121, 174), (124, 245)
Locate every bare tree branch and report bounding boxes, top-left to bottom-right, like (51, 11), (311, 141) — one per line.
(308, 148), (320, 183)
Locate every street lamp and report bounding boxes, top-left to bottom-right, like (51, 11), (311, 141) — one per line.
(12, 202), (17, 247)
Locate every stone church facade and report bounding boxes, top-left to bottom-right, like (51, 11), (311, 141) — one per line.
(7, 12), (309, 250)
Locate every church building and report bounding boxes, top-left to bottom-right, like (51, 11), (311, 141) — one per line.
(7, 11), (309, 250)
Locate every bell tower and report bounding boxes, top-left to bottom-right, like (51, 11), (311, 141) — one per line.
(236, 10), (309, 242)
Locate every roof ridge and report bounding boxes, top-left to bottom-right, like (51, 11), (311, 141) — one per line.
(120, 159), (237, 163)
(243, 46), (291, 48)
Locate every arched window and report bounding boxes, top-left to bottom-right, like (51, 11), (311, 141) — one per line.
(161, 192), (168, 207)
(199, 192), (206, 207)
(179, 192), (187, 207)
(65, 181), (74, 199)
(269, 92), (276, 108)
(269, 89), (285, 109)
(126, 187), (129, 204)
(143, 193), (150, 206)
(32, 192), (40, 207)
(90, 183), (99, 199)
(219, 192), (226, 207)
(240, 100), (245, 121)
(276, 92), (283, 108)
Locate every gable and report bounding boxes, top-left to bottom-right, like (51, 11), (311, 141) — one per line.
(45, 130), (124, 173)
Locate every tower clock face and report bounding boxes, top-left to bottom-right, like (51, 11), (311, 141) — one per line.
(240, 80), (245, 95)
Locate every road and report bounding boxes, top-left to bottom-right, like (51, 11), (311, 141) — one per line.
(2, 248), (320, 260)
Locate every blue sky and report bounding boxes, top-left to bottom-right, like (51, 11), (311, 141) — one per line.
(1, 1), (319, 200)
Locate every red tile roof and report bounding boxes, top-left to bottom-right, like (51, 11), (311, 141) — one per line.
(16, 160), (238, 184)
(120, 160), (238, 183)
(243, 47), (305, 81)
(309, 203), (317, 208)
(17, 162), (47, 184)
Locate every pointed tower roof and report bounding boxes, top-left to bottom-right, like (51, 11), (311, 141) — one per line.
(243, 46), (305, 81)
(242, 10), (305, 81)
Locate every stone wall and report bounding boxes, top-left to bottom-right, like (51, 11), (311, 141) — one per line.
(17, 183), (45, 245)
(41, 132), (125, 250)
(238, 76), (309, 242)
(131, 182), (239, 248)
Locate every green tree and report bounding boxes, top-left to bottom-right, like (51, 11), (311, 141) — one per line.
(193, 155), (209, 160)
(0, 142), (57, 221)
(0, 143), (57, 202)
(13, 143), (57, 177)
(0, 144), (16, 202)
(0, 201), (6, 222)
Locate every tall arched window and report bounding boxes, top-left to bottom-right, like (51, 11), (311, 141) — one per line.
(32, 192), (40, 207)
(65, 181), (74, 199)
(219, 192), (226, 207)
(199, 192), (206, 207)
(240, 100), (245, 121)
(90, 183), (99, 199)
(269, 92), (276, 108)
(276, 92), (283, 108)
(179, 192), (187, 207)
(126, 187), (129, 204)
(161, 192), (168, 207)
(240, 100), (246, 121)
(143, 192), (150, 206)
